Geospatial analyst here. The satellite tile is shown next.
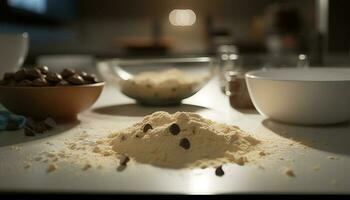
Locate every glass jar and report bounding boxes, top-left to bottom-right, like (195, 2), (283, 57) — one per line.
(224, 54), (309, 110)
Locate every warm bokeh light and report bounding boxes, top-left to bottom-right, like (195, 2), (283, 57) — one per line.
(169, 9), (196, 26)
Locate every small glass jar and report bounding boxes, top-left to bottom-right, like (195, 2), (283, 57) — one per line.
(224, 55), (262, 110)
(224, 54), (309, 110)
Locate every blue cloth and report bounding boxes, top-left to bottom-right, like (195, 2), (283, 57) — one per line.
(0, 110), (26, 131)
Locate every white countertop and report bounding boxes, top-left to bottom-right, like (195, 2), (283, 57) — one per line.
(0, 76), (349, 194)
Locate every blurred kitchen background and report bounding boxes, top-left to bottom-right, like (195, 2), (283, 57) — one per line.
(1, 0), (350, 66)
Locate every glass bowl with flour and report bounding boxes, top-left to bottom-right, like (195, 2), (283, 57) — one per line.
(98, 57), (215, 106)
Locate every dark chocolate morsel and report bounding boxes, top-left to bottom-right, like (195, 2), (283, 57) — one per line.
(26, 68), (42, 80)
(24, 127), (36, 136)
(17, 79), (32, 86)
(215, 165), (225, 177)
(14, 68), (27, 81)
(37, 66), (49, 74)
(179, 138), (191, 150)
(78, 71), (88, 77)
(44, 117), (57, 129)
(119, 155), (130, 166)
(67, 74), (85, 85)
(31, 78), (48, 86)
(0, 80), (8, 85)
(6, 80), (17, 86)
(46, 72), (62, 83)
(83, 74), (99, 83)
(56, 80), (69, 86)
(143, 124), (153, 133)
(3, 72), (14, 80)
(33, 121), (48, 133)
(61, 68), (76, 79)
(169, 123), (181, 135)
(25, 117), (36, 129)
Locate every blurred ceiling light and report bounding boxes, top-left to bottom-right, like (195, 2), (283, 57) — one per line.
(169, 9), (196, 26)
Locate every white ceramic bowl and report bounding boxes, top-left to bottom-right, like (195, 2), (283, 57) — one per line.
(246, 67), (350, 125)
(0, 33), (29, 77)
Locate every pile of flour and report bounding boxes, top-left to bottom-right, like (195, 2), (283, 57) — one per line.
(110, 111), (262, 168)
(119, 68), (208, 100)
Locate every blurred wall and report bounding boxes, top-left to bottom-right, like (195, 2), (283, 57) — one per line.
(2, 0), (316, 59)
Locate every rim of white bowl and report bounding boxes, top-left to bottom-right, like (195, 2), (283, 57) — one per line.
(245, 67), (350, 82)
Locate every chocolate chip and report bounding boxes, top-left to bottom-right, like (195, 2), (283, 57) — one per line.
(43, 117), (56, 129)
(32, 77), (48, 86)
(179, 138), (190, 150)
(61, 68), (76, 79)
(215, 165), (225, 177)
(25, 117), (36, 129)
(0, 80), (7, 85)
(26, 68), (42, 80)
(67, 74), (85, 85)
(24, 127), (36, 136)
(56, 80), (69, 86)
(78, 71), (88, 77)
(143, 124), (153, 133)
(46, 72), (62, 83)
(169, 123), (180, 135)
(14, 68), (27, 81)
(37, 66), (49, 74)
(6, 80), (17, 86)
(3, 72), (14, 80)
(3, 67), (98, 87)
(83, 74), (99, 84)
(120, 135), (127, 141)
(17, 79), (32, 86)
(33, 122), (48, 133)
(119, 155), (130, 166)
(6, 121), (18, 130)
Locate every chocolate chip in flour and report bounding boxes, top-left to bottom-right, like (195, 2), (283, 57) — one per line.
(179, 138), (191, 150)
(143, 124), (153, 133)
(169, 123), (180, 135)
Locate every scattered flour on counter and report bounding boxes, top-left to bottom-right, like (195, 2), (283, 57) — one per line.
(312, 165), (321, 172)
(109, 111), (262, 168)
(331, 179), (338, 186)
(23, 111), (318, 177)
(119, 68), (209, 100)
(26, 131), (117, 172)
(327, 156), (339, 160)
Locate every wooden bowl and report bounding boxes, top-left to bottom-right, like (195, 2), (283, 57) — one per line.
(0, 82), (105, 122)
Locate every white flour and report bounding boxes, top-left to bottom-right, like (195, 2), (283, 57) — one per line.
(110, 111), (262, 168)
(119, 68), (209, 100)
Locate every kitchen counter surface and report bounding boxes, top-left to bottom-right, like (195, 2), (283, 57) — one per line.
(0, 76), (349, 194)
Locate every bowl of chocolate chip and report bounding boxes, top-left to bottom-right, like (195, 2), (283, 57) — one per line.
(0, 66), (105, 122)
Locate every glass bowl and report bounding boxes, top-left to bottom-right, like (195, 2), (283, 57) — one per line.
(97, 57), (215, 106)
